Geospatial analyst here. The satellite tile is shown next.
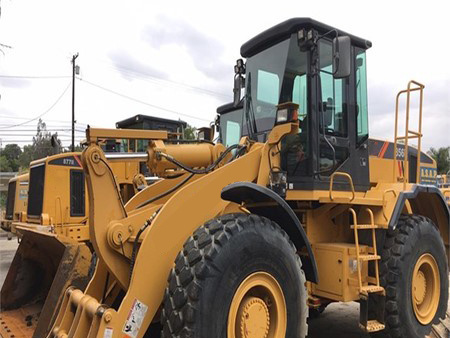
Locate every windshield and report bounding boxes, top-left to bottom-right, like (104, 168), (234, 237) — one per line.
(245, 34), (309, 134)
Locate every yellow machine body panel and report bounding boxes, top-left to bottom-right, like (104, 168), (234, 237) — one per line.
(311, 243), (369, 302)
(1, 173), (28, 232)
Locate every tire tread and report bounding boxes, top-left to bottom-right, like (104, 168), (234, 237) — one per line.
(160, 213), (308, 338)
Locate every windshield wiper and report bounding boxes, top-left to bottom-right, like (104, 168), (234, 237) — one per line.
(244, 73), (258, 141)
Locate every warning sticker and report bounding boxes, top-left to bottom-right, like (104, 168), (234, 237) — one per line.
(103, 327), (113, 338)
(122, 299), (148, 338)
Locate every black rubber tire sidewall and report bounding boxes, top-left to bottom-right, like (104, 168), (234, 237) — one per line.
(161, 213), (308, 338)
(378, 215), (449, 338)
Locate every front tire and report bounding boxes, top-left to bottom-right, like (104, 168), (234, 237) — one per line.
(374, 215), (448, 338)
(161, 213), (308, 338)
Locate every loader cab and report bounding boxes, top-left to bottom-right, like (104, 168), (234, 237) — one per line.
(227, 18), (372, 192)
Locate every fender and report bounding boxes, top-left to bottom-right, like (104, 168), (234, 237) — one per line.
(389, 185), (450, 259)
(389, 185), (450, 229)
(221, 182), (319, 284)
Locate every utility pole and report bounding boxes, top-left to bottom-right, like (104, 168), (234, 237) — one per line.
(71, 53), (79, 152)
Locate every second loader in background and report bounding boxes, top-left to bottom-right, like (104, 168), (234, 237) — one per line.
(0, 151), (144, 338)
(0, 115), (186, 338)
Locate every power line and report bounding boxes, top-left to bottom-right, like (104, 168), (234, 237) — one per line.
(77, 77), (211, 123)
(0, 114), (88, 125)
(105, 63), (230, 99)
(0, 114), (87, 126)
(0, 127), (86, 131)
(0, 75), (71, 79)
(2, 139), (84, 143)
(1, 133), (85, 138)
(0, 81), (72, 130)
(0, 127), (85, 132)
(82, 55), (230, 99)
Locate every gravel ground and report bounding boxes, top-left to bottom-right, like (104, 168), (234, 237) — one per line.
(0, 231), (448, 337)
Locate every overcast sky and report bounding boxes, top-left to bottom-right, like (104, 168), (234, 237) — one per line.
(0, 0), (449, 150)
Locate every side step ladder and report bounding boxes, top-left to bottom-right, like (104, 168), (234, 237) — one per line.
(349, 208), (386, 333)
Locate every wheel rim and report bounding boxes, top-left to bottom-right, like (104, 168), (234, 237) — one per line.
(411, 253), (440, 325)
(227, 272), (287, 338)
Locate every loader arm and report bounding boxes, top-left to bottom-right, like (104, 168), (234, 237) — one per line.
(124, 173), (202, 212)
(49, 123), (301, 338)
(100, 144), (263, 337)
(82, 145), (131, 290)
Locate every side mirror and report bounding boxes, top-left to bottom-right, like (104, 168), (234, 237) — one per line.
(332, 36), (351, 79)
(233, 59), (245, 107)
(233, 75), (244, 106)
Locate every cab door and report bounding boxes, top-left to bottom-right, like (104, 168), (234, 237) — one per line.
(317, 39), (350, 175)
(314, 40), (370, 192)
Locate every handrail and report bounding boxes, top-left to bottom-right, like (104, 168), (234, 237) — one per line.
(365, 208), (380, 287)
(329, 172), (355, 201)
(349, 208), (362, 290)
(365, 207), (375, 228)
(382, 189), (397, 221)
(392, 80), (425, 189)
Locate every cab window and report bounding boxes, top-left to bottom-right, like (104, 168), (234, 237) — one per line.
(257, 70), (279, 105)
(225, 121), (241, 147)
(318, 39), (349, 173)
(219, 108), (243, 146)
(319, 40), (347, 137)
(356, 48), (369, 146)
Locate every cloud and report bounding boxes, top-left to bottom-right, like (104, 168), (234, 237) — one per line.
(141, 15), (231, 80)
(108, 49), (169, 81)
(368, 80), (450, 149)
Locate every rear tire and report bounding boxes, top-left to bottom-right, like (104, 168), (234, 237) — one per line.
(373, 215), (448, 338)
(161, 213), (308, 338)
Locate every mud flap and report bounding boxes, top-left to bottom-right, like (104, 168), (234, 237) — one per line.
(0, 229), (92, 337)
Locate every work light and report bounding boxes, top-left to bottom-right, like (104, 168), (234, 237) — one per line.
(275, 102), (299, 125)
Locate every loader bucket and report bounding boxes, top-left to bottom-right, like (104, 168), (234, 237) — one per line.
(0, 229), (92, 338)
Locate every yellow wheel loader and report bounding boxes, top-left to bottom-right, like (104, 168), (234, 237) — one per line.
(1, 173), (29, 234)
(0, 152), (145, 338)
(6, 18), (450, 338)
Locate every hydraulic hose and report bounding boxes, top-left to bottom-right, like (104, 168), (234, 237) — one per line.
(129, 209), (160, 283)
(136, 173), (195, 209)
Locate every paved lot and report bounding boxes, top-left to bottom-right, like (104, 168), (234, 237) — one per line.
(0, 234), (19, 288)
(0, 232), (448, 337)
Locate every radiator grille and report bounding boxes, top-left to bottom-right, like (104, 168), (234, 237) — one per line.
(70, 170), (85, 217)
(5, 181), (17, 220)
(27, 164), (45, 217)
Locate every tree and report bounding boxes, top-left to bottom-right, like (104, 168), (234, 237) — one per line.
(2, 143), (21, 171)
(428, 147), (450, 174)
(17, 119), (62, 169)
(183, 124), (197, 140)
(0, 155), (12, 172)
(18, 144), (34, 169)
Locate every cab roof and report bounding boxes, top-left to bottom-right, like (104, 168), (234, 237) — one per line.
(240, 17), (372, 58)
